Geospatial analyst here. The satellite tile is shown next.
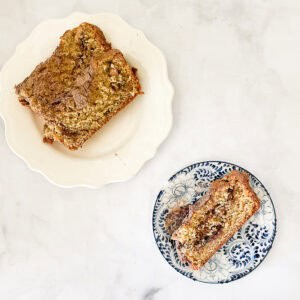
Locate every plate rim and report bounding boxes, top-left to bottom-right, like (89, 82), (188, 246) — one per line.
(0, 12), (174, 188)
(152, 160), (277, 284)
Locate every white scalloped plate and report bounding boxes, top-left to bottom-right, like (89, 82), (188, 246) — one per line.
(0, 12), (173, 188)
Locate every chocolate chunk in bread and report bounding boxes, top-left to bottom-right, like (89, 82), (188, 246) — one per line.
(165, 205), (190, 235)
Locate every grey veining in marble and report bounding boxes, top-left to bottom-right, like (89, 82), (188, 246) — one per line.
(0, 0), (300, 299)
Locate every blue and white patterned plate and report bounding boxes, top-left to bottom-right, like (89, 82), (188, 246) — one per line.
(152, 161), (276, 283)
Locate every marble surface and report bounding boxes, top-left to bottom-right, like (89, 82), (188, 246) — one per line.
(0, 0), (299, 299)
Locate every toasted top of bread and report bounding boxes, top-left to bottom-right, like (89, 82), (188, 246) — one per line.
(15, 22), (141, 150)
(170, 170), (260, 270)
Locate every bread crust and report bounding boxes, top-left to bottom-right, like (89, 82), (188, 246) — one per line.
(171, 170), (260, 270)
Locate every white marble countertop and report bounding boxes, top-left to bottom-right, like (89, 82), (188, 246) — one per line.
(0, 0), (299, 299)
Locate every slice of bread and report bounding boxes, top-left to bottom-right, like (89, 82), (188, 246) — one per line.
(15, 22), (142, 150)
(171, 170), (260, 270)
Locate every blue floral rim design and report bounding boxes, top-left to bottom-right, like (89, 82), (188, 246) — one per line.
(152, 161), (277, 284)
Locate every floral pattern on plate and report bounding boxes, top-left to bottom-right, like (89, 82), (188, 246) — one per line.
(152, 161), (276, 283)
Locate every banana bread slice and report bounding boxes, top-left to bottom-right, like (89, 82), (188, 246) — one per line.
(15, 22), (142, 150)
(171, 170), (260, 270)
